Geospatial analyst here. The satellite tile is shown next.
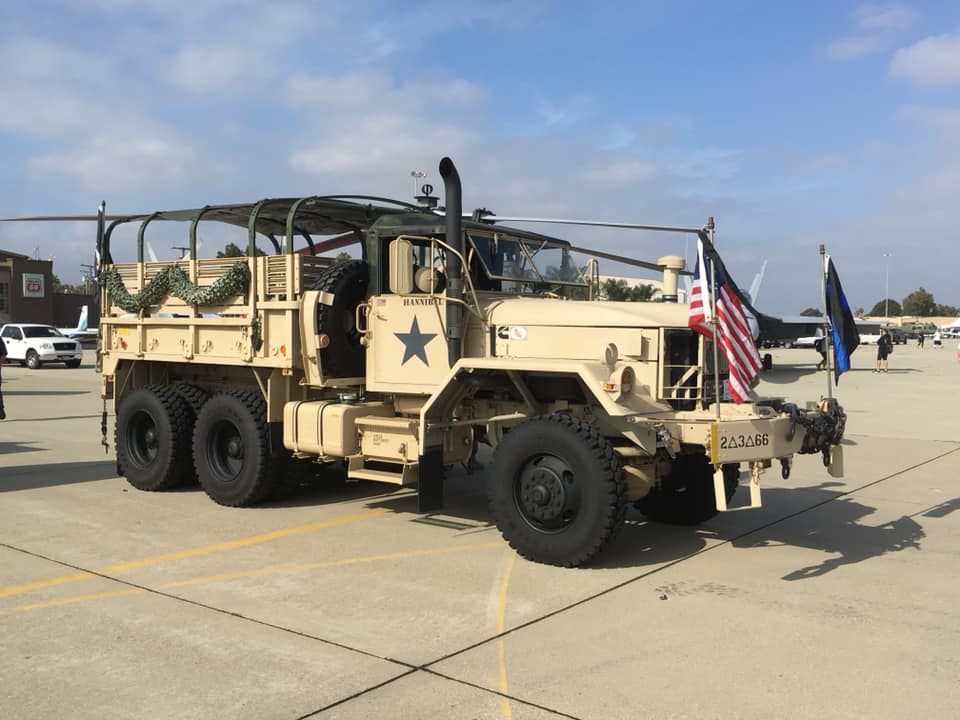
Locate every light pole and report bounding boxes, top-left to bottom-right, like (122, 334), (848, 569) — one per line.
(410, 170), (425, 200)
(883, 252), (892, 319)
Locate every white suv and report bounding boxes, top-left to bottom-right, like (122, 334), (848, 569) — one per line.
(0, 323), (83, 369)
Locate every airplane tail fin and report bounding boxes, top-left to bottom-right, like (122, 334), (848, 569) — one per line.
(77, 305), (89, 332)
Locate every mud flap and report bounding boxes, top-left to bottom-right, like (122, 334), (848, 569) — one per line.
(417, 446), (444, 512)
(827, 444), (844, 478)
(714, 463), (762, 512)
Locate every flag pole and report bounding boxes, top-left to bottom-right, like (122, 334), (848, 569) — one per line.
(819, 244), (833, 399)
(709, 217), (721, 419)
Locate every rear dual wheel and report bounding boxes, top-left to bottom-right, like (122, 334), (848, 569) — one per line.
(193, 391), (288, 507)
(116, 386), (194, 491)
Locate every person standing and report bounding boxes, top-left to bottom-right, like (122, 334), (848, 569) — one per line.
(917, 330), (924, 348)
(933, 329), (942, 348)
(0, 334), (7, 419)
(814, 336), (827, 370)
(875, 328), (893, 372)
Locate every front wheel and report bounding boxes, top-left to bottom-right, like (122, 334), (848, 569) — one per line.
(26, 350), (41, 369)
(486, 414), (625, 567)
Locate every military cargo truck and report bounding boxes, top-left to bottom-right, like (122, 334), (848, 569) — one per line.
(95, 157), (846, 566)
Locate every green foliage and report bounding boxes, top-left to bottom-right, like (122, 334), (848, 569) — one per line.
(602, 278), (656, 302)
(933, 303), (958, 316)
(217, 242), (265, 258)
(868, 299), (902, 316)
(100, 261), (250, 313)
(51, 274), (88, 294)
(335, 251), (352, 262)
(799, 307), (823, 317)
(901, 288), (935, 316)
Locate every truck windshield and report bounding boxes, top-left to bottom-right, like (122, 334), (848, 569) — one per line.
(468, 232), (586, 291)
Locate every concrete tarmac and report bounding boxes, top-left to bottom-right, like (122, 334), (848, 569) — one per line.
(1, 342), (958, 719)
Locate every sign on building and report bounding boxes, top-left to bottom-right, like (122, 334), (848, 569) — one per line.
(23, 272), (45, 298)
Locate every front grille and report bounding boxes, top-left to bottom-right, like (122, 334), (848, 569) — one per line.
(53, 342), (76, 351)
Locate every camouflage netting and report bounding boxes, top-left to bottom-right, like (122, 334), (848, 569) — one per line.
(100, 262), (250, 313)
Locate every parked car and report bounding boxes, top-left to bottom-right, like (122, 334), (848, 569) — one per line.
(0, 323), (83, 368)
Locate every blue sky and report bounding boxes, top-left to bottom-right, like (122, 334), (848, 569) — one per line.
(2, 0), (959, 315)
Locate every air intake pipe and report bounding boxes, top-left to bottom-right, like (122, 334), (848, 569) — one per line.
(439, 157), (463, 366)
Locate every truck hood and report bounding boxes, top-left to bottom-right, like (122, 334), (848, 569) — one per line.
(483, 296), (690, 329)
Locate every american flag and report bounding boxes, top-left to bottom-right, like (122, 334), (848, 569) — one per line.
(688, 237), (762, 403)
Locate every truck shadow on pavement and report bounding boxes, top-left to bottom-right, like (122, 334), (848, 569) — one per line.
(1, 459), (118, 492)
(348, 476), (943, 576)
(722, 482), (932, 580)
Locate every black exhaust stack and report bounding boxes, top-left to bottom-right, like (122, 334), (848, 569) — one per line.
(439, 157), (463, 367)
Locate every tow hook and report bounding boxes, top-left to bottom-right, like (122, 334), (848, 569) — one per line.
(656, 428), (677, 459)
(782, 402), (800, 442)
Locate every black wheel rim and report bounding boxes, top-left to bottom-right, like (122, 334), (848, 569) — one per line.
(513, 454), (580, 533)
(206, 418), (244, 482)
(126, 410), (159, 468)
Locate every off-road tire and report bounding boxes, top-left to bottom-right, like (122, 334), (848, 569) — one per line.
(312, 259), (368, 378)
(635, 456), (739, 525)
(171, 384), (211, 486)
(26, 350), (41, 369)
(65, 359), (81, 368)
(487, 414), (626, 567)
(193, 390), (278, 507)
(116, 386), (193, 491)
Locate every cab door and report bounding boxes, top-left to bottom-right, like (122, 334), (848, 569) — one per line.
(365, 238), (450, 393)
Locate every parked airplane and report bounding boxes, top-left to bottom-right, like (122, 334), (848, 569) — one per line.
(56, 305), (98, 343)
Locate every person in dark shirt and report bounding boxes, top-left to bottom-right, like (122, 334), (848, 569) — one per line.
(814, 336), (827, 370)
(875, 328), (893, 373)
(0, 335), (7, 419)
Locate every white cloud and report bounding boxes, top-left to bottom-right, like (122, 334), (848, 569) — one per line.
(797, 154), (848, 172)
(167, 43), (270, 94)
(26, 129), (211, 192)
(289, 114), (473, 176)
(890, 32), (960, 85)
(899, 105), (960, 138)
(536, 95), (593, 127)
(855, 4), (915, 31)
(583, 159), (658, 187)
(826, 35), (885, 60)
(826, 4), (915, 60)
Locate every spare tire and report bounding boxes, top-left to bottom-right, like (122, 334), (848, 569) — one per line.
(313, 260), (368, 378)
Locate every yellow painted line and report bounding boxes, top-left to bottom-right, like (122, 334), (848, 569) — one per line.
(13, 587), (145, 612)
(158, 542), (502, 589)
(0, 571), (96, 598)
(4, 541), (502, 615)
(0, 508), (388, 599)
(496, 550), (517, 720)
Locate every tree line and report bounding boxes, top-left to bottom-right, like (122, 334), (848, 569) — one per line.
(800, 287), (957, 318)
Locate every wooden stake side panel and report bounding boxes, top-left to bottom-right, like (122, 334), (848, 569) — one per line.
(100, 254), (335, 369)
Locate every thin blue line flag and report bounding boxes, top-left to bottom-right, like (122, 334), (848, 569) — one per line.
(825, 256), (859, 383)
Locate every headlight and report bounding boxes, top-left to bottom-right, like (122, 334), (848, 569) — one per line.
(40, 342), (53, 350)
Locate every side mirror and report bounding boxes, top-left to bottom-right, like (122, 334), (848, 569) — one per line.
(388, 237), (415, 295)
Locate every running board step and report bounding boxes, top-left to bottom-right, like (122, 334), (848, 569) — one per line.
(346, 455), (418, 486)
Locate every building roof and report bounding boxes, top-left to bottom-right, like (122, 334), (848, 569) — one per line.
(0, 248), (33, 261)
